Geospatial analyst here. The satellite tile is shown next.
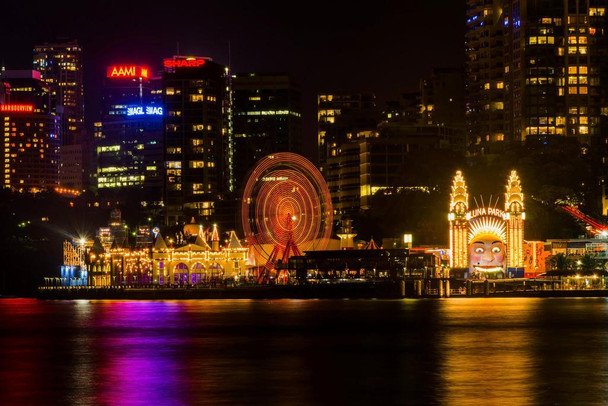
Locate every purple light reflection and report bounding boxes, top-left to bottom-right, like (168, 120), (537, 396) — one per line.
(92, 301), (193, 406)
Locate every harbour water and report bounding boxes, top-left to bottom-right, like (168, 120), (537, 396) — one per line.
(1, 298), (607, 405)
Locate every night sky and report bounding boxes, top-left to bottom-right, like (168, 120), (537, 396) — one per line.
(2, 0), (465, 162)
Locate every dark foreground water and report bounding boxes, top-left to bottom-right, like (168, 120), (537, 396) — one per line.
(1, 298), (607, 405)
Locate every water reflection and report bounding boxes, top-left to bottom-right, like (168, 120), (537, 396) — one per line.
(1, 298), (608, 404)
(437, 299), (537, 405)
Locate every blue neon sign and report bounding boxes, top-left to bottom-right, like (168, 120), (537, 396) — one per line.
(126, 106), (164, 116)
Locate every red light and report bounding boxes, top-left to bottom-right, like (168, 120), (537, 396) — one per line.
(107, 65), (150, 79)
(163, 58), (206, 69)
(0, 104), (33, 113)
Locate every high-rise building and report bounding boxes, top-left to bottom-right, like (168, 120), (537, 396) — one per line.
(465, 0), (507, 153)
(1, 70), (60, 192)
(232, 73), (302, 192)
(101, 64), (162, 118)
(33, 39), (84, 146)
(317, 92), (376, 174)
(466, 0), (608, 154)
(33, 40), (87, 191)
(94, 64), (163, 204)
(162, 56), (231, 225)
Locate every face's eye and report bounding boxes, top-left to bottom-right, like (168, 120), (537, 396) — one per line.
(492, 246), (501, 254)
(475, 247), (484, 254)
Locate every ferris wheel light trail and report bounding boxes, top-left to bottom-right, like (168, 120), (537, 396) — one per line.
(241, 152), (333, 263)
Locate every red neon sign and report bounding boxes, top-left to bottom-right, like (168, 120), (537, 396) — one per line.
(107, 65), (150, 79)
(0, 104), (34, 113)
(163, 58), (206, 69)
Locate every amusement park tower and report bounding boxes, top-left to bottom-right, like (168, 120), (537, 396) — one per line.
(449, 171), (469, 269)
(505, 170), (525, 268)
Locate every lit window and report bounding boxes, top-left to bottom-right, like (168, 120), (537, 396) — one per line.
(189, 161), (205, 168)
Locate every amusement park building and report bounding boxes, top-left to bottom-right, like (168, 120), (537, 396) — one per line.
(59, 215), (249, 287)
(449, 169), (526, 278)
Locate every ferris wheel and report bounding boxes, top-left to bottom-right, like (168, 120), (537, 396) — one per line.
(241, 152), (333, 269)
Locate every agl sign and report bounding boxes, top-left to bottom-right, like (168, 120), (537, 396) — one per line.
(126, 106), (163, 116)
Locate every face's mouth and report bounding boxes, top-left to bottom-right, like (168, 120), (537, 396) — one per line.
(474, 266), (503, 272)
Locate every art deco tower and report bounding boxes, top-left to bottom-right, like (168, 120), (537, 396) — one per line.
(449, 171), (469, 268)
(505, 170), (525, 268)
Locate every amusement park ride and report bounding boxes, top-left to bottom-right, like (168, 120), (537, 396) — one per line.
(560, 205), (608, 236)
(241, 152), (333, 284)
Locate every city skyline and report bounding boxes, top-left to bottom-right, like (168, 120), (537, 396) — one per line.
(1, 0), (465, 161)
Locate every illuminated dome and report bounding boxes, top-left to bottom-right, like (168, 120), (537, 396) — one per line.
(183, 217), (200, 236)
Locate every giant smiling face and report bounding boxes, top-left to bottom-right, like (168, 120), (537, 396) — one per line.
(469, 235), (505, 274)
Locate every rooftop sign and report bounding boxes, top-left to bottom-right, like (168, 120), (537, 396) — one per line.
(107, 65), (149, 79)
(163, 57), (207, 69)
(0, 104), (34, 113)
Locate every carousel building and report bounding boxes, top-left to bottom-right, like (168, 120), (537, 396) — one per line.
(84, 217), (249, 286)
(449, 170), (525, 278)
